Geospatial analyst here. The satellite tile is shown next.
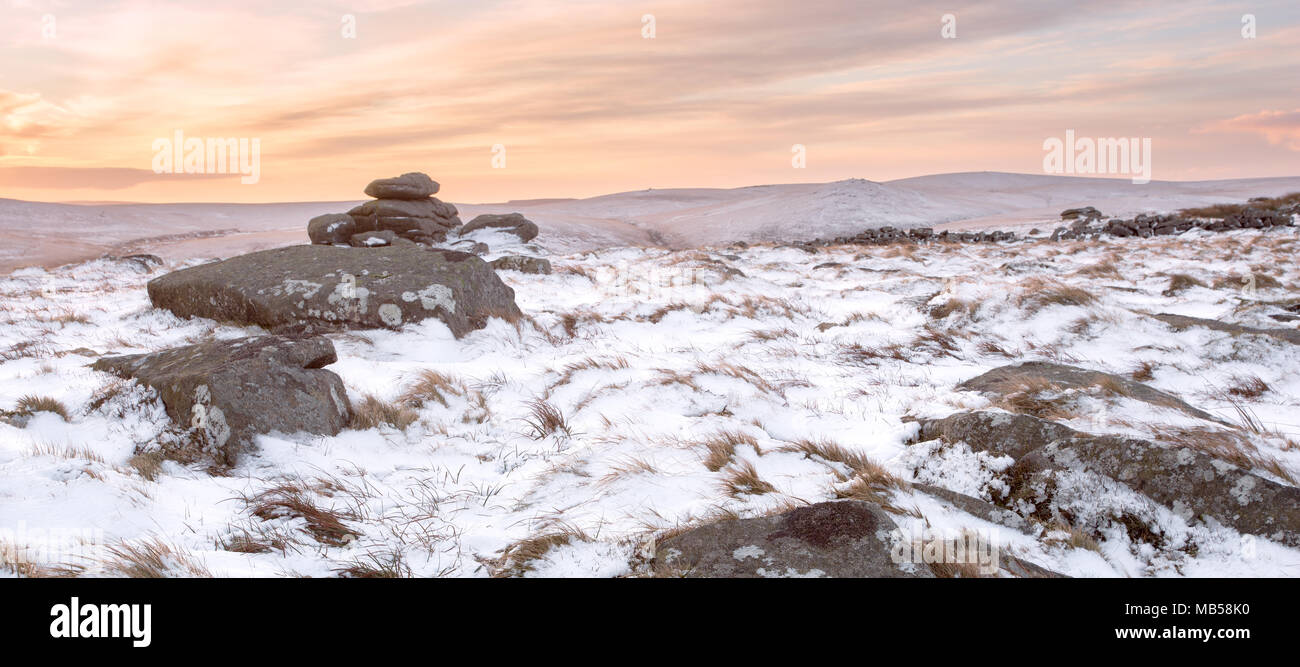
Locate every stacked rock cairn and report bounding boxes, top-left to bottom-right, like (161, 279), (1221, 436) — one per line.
(308, 172), (463, 247)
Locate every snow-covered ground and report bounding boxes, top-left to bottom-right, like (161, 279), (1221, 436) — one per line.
(2, 226), (1299, 577)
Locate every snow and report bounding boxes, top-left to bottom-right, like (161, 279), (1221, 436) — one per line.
(6, 172), (1300, 273)
(2, 225), (1299, 577)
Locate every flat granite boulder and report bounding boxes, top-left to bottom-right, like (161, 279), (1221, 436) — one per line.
(461, 213), (539, 242)
(959, 361), (1222, 423)
(147, 245), (522, 337)
(656, 501), (931, 577)
(91, 336), (351, 465)
(363, 172), (439, 200)
(1151, 312), (1300, 346)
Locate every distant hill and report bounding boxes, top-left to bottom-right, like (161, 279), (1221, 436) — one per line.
(3, 172), (1299, 273)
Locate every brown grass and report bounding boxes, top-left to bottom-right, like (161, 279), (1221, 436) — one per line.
(350, 394), (419, 431)
(698, 430), (759, 472)
(693, 360), (776, 394)
(1225, 375), (1270, 399)
(522, 399), (572, 439)
(27, 442), (104, 464)
(14, 395), (69, 421)
(977, 340), (1015, 358)
(1017, 278), (1098, 313)
(127, 451), (166, 481)
(912, 327), (962, 357)
(779, 438), (892, 482)
(1162, 273), (1207, 296)
(1129, 360), (1156, 382)
(839, 342), (909, 365)
(100, 538), (212, 578)
(1073, 259), (1123, 280)
(398, 369), (464, 407)
(0, 541), (87, 577)
(489, 526), (591, 577)
(994, 377), (1074, 419)
(1043, 522), (1103, 553)
(247, 485), (357, 546)
(929, 298), (978, 320)
(721, 460), (777, 497)
(550, 355), (631, 392)
(598, 455), (662, 487)
(335, 550), (413, 578)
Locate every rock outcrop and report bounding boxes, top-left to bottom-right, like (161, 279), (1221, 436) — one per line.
(914, 411), (1300, 547)
(147, 244), (522, 337)
(307, 214), (355, 245)
(490, 255), (552, 274)
(958, 361), (1222, 423)
(307, 172), (462, 247)
(656, 501), (931, 578)
(91, 336), (351, 465)
(813, 196), (1295, 248)
(1061, 206), (1102, 221)
(460, 213), (539, 242)
(1151, 313), (1300, 347)
(363, 172), (439, 200)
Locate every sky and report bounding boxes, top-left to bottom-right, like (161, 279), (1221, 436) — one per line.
(1, 0), (1298, 203)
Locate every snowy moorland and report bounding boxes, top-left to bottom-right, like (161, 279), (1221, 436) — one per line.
(2, 226), (1299, 577)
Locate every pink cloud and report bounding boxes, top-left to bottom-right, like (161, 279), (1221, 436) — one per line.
(1200, 109), (1300, 151)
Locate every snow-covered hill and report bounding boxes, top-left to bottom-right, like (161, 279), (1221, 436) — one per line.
(3, 172), (1300, 273)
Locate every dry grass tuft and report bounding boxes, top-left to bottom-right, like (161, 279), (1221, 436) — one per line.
(522, 399), (572, 439)
(335, 550), (413, 578)
(398, 369), (464, 407)
(247, 485), (357, 547)
(693, 360), (777, 393)
(14, 395), (69, 421)
(1043, 522), (1103, 553)
(994, 377), (1074, 419)
(977, 340), (1015, 358)
(1129, 360), (1156, 382)
(722, 460), (777, 497)
(1162, 273), (1207, 296)
(698, 430), (759, 472)
(779, 438), (891, 482)
(928, 298), (979, 320)
(490, 526), (591, 577)
(1017, 278), (1097, 313)
(28, 442), (104, 464)
(100, 538), (212, 578)
(127, 451), (166, 481)
(1225, 375), (1270, 399)
(1074, 259), (1123, 280)
(350, 394), (419, 431)
(912, 327), (961, 357)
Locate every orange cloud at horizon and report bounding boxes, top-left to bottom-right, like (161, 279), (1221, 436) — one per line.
(2, 0), (1298, 204)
